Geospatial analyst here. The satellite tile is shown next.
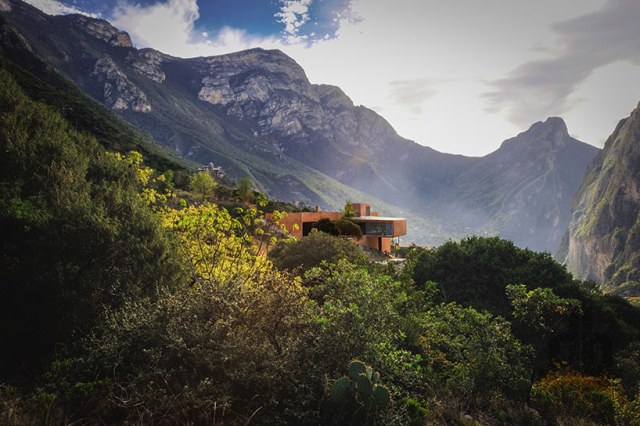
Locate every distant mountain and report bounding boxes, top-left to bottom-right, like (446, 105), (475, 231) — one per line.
(560, 101), (640, 296)
(0, 0), (600, 249)
(455, 118), (600, 252)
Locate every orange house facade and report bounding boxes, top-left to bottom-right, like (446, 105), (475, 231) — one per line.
(267, 203), (407, 253)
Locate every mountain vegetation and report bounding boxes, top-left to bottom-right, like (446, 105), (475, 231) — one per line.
(1, 66), (640, 425)
(0, 0), (599, 251)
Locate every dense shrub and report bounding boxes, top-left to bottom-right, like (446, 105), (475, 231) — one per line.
(313, 217), (340, 235)
(0, 71), (184, 378)
(420, 303), (532, 401)
(69, 271), (313, 424)
(269, 230), (366, 273)
(532, 370), (621, 425)
(410, 236), (574, 315)
(333, 219), (363, 240)
(408, 237), (640, 376)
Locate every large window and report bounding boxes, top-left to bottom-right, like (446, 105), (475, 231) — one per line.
(360, 221), (393, 236)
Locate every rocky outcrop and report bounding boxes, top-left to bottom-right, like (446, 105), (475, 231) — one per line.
(92, 55), (150, 112)
(561, 102), (640, 295)
(0, 0), (12, 13)
(194, 47), (412, 174)
(64, 14), (132, 47)
(129, 49), (166, 83)
(197, 49), (318, 116)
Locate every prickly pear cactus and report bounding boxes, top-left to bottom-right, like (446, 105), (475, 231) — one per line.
(322, 360), (391, 424)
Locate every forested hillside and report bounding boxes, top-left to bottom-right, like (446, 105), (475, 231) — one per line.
(1, 66), (640, 425)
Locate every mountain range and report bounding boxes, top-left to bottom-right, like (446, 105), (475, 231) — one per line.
(0, 0), (601, 254)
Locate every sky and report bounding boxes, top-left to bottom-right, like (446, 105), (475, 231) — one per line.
(24, 0), (640, 156)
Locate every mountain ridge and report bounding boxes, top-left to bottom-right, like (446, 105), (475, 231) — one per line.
(0, 0), (600, 249)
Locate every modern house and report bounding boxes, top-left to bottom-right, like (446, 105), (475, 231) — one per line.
(266, 203), (407, 253)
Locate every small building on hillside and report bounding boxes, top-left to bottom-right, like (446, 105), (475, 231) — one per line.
(196, 162), (224, 178)
(267, 203), (407, 253)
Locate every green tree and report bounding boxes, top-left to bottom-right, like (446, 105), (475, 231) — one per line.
(313, 218), (363, 240)
(410, 236), (574, 315)
(334, 219), (363, 240)
(313, 217), (340, 236)
(189, 171), (216, 201)
(420, 303), (532, 402)
(236, 177), (254, 204)
(0, 70), (184, 379)
(269, 230), (366, 273)
(507, 284), (582, 378)
(343, 200), (356, 218)
(408, 236), (640, 376)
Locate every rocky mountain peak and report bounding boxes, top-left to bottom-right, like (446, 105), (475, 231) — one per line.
(128, 48), (166, 83)
(317, 84), (354, 109)
(204, 48), (306, 77)
(499, 116), (571, 152)
(525, 117), (569, 142)
(62, 14), (133, 48)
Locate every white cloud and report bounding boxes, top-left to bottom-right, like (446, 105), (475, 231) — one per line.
(276, 0), (313, 43)
(109, 0), (286, 57)
(485, 0), (640, 129)
(110, 0), (200, 55)
(388, 79), (438, 115)
(23, 0), (98, 17)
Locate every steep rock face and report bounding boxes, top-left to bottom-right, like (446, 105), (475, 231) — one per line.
(197, 49), (317, 108)
(129, 49), (166, 83)
(455, 117), (599, 252)
(92, 54), (151, 112)
(561, 102), (640, 295)
(62, 14), (132, 47)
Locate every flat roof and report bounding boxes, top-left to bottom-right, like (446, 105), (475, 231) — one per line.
(352, 216), (406, 221)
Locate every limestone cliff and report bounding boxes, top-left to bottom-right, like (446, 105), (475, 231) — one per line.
(63, 14), (132, 48)
(129, 49), (167, 83)
(561, 102), (640, 295)
(92, 54), (150, 112)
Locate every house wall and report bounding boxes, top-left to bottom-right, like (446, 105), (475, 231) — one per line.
(362, 236), (391, 253)
(392, 219), (407, 237)
(267, 211), (342, 238)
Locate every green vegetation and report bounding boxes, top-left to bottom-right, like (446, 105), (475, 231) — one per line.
(0, 69), (185, 378)
(322, 360), (391, 424)
(269, 229), (366, 273)
(189, 171), (217, 201)
(312, 217), (363, 239)
(1, 67), (640, 425)
(236, 176), (255, 204)
(342, 200), (356, 218)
